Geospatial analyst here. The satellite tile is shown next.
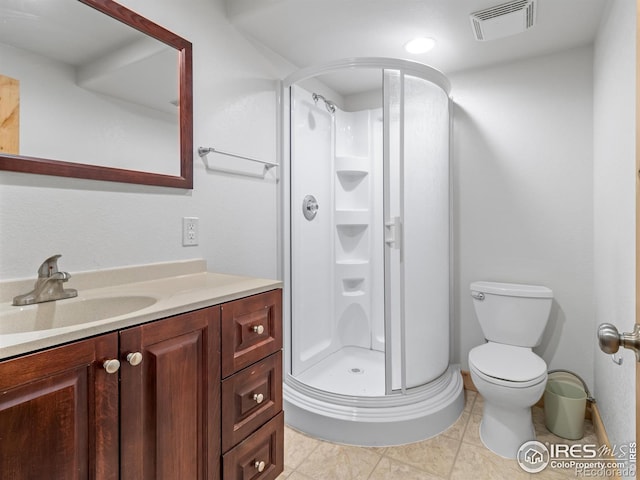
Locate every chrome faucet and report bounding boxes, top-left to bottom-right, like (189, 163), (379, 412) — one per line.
(12, 255), (78, 306)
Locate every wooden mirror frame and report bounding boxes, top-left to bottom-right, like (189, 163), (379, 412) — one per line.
(0, 0), (193, 189)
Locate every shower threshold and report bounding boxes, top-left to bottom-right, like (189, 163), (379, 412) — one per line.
(284, 364), (464, 447)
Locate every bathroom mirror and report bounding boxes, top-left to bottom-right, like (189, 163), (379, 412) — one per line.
(0, 0), (193, 188)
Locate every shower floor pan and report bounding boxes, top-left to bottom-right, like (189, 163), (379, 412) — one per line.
(295, 346), (386, 396)
(284, 355), (464, 446)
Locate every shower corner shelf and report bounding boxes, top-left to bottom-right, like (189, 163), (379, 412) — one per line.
(342, 290), (365, 297)
(335, 156), (370, 175)
(336, 169), (368, 177)
(335, 259), (369, 265)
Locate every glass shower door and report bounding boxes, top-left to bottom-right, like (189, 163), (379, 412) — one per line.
(383, 69), (451, 393)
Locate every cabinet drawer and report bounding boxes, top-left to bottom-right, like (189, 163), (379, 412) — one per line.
(222, 412), (284, 480)
(222, 351), (282, 452)
(221, 290), (282, 378)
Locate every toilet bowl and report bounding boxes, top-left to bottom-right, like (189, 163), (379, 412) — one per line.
(469, 342), (547, 458)
(468, 281), (553, 459)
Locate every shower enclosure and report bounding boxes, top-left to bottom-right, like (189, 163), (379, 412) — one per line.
(281, 58), (463, 446)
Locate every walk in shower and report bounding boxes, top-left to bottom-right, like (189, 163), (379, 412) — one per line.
(281, 58), (463, 446)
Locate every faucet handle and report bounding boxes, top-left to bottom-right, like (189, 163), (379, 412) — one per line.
(37, 254), (63, 278)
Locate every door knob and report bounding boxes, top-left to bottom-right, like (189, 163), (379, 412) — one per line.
(597, 323), (640, 361)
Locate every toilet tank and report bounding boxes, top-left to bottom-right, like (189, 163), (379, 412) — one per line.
(470, 281), (553, 347)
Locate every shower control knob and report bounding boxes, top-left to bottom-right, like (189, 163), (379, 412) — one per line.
(302, 195), (319, 221)
(597, 323), (640, 361)
(254, 460), (266, 473)
(253, 325), (265, 334)
(253, 393), (264, 404)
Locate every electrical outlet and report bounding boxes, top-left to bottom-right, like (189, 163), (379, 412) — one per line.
(182, 217), (199, 246)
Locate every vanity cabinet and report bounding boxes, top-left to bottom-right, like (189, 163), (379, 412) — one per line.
(119, 307), (220, 480)
(0, 288), (283, 480)
(220, 290), (284, 480)
(0, 333), (120, 480)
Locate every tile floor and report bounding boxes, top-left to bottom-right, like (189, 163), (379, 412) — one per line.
(276, 390), (599, 480)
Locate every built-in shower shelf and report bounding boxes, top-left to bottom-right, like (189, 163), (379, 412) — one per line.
(335, 156), (369, 173)
(343, 291), (366, 297)
(335, 223), (369, 263)
(335, 259), (369, 265)
(336, 172), (369, 211)
(336, 169), (368, 178)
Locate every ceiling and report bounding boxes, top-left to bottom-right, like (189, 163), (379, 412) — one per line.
(225, 0), (608, 94)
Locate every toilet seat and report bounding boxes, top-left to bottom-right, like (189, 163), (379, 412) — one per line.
(469, 342), (547, 387)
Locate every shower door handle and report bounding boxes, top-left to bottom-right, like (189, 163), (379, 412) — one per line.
(385, 217), (401, 249)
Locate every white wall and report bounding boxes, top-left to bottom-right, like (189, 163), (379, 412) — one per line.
(450, 47), (595, 387)
(0, 0), (280, 281)
(593, 0), (636, 459)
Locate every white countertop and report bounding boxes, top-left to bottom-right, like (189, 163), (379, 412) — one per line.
(0, 260), (281, 360)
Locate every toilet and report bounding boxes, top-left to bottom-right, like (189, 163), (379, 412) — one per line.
(468, 281), (553, 459)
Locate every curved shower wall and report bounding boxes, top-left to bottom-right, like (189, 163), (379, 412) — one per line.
(282, 58), (463, 446)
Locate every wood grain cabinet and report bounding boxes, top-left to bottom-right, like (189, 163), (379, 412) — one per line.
(119, 307), (220, 480)
(221, 289), (284, 480)
(0, 333), (119, 480)
(0, 288), (283, 480)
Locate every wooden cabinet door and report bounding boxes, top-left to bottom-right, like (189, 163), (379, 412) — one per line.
(120, 307), (221, 480)
(0, 333), (119, 480)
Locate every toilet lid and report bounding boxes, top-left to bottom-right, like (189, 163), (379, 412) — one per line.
(469, 343), (547, 382)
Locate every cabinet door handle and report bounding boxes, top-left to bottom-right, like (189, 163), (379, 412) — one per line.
(126, 352), (143, 366)
(252, 325), (265, 334)
(253, 393), (264, 404)
(254, 460), (266, 473)
(103, 359), (121, 374)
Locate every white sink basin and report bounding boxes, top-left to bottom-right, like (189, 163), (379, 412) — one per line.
(0, 296), (157, 334)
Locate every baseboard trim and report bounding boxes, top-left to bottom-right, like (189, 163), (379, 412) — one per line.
(591, 402), (622, 480)
(461, 370), (476, 392)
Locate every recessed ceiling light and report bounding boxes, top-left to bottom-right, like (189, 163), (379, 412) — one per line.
(404, 37), (436, 54)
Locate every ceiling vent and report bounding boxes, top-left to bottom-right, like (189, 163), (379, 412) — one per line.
(470, 0), (536, 41)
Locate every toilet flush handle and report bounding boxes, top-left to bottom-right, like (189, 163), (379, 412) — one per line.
(597, 323), (640, 362)
(470, 291), (485, 301)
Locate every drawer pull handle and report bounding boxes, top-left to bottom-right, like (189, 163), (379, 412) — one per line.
(253, 325), (265, 334)
(126, 352), (143, 366)
(253, 393), (264, 404)
(254, 460), (266, 472)
(103, 359), (121, 374)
